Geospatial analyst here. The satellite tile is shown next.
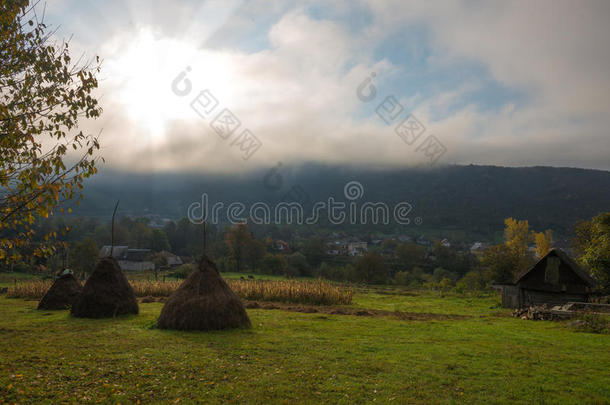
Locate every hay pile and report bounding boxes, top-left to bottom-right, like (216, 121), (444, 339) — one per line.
(157, 255), (251, 331)
(38, 273), (82, 310)
(71, 257), (139, 318)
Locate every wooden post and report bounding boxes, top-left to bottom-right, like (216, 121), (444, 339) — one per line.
(110, 200), (120, 257)
(202, 221), (206, 255)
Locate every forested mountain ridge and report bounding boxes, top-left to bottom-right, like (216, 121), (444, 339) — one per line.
(72, 164), (610, 238)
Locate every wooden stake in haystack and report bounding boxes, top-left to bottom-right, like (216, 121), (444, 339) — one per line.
(202, 220), (206, 255)
(71, 201), (139, 318)
(110, 200), (119, 258)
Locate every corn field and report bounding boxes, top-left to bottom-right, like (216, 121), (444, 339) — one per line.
(6, 278), (353, 306)
(131, 280), (181, 297)
(228, 279), (353, 305)
(5, 280), (50, 300)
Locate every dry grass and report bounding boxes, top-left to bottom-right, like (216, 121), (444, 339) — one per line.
(6, 280), (50, 299)
(6, 278), (353, 306)
(132, 280), (181, 297)
(228, 279), (353, 305)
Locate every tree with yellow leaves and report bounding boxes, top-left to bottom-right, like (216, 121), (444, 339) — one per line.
(503, 218), (533, 270)
(533, 229), (553, 258)
(0, 1), (102, 262)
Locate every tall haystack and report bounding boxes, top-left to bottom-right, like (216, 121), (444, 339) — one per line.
(71, 257), (139, 318)
(157, 255), (251, 331)
(38, 272), (82, 310)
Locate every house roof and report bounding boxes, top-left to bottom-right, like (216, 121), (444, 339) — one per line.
(99, 246), (152, 261)
(514, 248), (597, 287)
(99, 245), (128, 258)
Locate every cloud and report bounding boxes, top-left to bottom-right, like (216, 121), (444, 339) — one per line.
(51, 0), (610, 172)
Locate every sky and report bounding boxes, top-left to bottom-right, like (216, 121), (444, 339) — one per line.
(44, 0), (610, 173)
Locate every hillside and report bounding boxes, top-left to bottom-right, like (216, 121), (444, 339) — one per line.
(71, 165), (610, 239)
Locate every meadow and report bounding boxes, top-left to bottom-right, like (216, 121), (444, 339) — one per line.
(1, 277), (609, 405)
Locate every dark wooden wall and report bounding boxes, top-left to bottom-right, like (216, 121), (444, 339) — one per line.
(518, 255), (589, 294)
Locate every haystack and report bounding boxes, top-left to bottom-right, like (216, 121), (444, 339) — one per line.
(38, 272), (82, 310)
(71, 257), (139, 318)
(157, 255), (251, 331)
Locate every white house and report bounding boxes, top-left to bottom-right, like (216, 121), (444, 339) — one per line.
(99, 246), (155, 271)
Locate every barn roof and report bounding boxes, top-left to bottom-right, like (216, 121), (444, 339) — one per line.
(514, 248), (597, 287)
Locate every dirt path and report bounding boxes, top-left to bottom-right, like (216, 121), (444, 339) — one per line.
(138, 296), (471, 320)
(243, 300), (471, 321)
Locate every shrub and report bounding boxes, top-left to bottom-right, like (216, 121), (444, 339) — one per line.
(431, 267), (457, 283)
(13, 262), (30, 273)
(456, 270), (489, 292)
(393, 267), (428, 287)
(168, 263), (196, 279)
(393, 271), (410, 286)
(354, 252), (388, 284)
(260, 254), (287, 275)
(315, 263), (357, 283)
(286, 252), (311, 277)
(572, 313), (609, 334)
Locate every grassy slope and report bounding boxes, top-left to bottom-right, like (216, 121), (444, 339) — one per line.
(0, 294), (608, 404)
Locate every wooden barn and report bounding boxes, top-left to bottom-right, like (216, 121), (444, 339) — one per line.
(501, 248), (597, 309)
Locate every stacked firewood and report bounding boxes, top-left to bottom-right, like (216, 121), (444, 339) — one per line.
(512, 305), (555, 321)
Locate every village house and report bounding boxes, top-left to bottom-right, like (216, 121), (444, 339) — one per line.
(499, 248), (597, 309)
(326, 239), (368, 256)
(156, 251), (184, 268)
(327, 240), (344, 255)
(99, 246), (155, 271)
(415, 236), (431, 246)
(470, 242), (490, 255)
(347, 241), (368, 256)
(397, 234), (411, 243)
(273, 240), (290, 253)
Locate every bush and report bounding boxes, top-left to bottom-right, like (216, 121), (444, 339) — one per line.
(286, 252), (311, 277)
(260, 254), (287, 275)
(12, 262), (30, 273)
(393, 271), (410, 286)
(315, 263), (357, 283)
(393, 267), (428, 287)
(431, 267), (457, 283)
(169, 263), (196, 279)
(423, 277), (454, 293)
(572, 313), (609, 334)
(456, 270), (490, 292)
(283, 265), (300, 279)
(354, 252), (388, 284)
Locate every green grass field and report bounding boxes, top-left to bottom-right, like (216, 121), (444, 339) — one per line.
(0, 289), (608, 404)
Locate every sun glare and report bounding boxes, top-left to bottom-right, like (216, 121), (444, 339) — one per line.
(105, 28), (232, 141)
